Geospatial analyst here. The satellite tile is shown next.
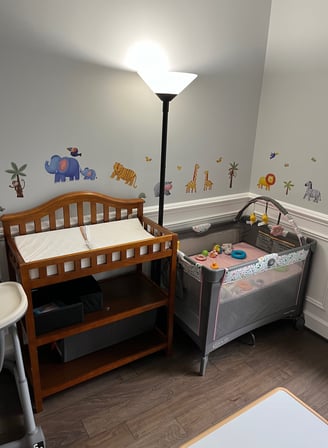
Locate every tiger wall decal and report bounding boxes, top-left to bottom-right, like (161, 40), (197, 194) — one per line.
(110, 162), (137, 188)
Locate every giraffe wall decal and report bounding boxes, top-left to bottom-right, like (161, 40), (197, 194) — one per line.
(203, 170), (213, 191)
(185, 163), (200, 193)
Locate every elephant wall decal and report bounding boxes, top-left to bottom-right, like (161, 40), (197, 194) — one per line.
(45, 155), (80, 182)
(80, 167), (97, 180)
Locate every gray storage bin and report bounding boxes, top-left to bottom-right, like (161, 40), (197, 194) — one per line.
(56, 310), (157, 362)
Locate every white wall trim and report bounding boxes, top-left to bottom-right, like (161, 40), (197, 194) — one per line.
(306, 296), (326, 311)
(144, 192), (251, 230)
(304, 311), (328, 340)
(248, 193), (328, 239)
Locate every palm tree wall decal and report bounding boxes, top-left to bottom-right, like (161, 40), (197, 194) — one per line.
(283, 180), (294, 195)
(6, 162), (27, 198)
(228, 162), (239, 188)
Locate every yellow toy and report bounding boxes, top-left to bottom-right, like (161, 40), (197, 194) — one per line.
(209, 250), (218, 258)
(261, 213), (269, 225)
(249, 212), (257, 224)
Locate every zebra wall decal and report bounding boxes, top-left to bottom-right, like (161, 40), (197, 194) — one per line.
(303, 181), (321, 203)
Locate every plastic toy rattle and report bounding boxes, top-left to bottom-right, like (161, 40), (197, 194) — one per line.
(231, 249), (247, 259)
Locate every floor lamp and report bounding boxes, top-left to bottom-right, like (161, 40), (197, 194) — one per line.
(139, 71), (197, 284)
(138, 71), (197, 226)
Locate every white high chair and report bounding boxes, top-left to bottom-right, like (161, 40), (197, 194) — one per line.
(0, 282), (45, 448)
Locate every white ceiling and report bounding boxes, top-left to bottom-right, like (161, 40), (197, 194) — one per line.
(0, 0), (272, 74)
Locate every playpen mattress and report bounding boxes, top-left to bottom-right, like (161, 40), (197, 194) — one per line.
(189, 242), (266, 270)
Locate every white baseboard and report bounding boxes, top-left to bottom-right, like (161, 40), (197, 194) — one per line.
(304, 311), (328, 340)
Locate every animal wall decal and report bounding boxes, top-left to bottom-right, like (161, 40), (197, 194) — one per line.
(80, 167), (97, 180)
(257, 173), (276, 191)
(185, 163), (200, 193)
(203, 170), (213, 191)
(154, 181), (173, 197)
(45, 155), (80, 182)
(5, 162), (27, 198)
(45, 148), (97, 183)
(110, 162), (137, 188)
(303, 181), (321, 203)
(67, 147), (82, 157)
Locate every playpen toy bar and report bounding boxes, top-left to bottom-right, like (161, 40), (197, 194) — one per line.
(234, 196), (305, 246)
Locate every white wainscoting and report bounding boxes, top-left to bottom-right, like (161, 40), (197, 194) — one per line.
(255, 196), (328, 340)
(144, 193), (249, 230)
(1, 192), (327, 339)
(145, 193), (328, 340)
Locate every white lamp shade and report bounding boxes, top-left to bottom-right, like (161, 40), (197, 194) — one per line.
(138, 71), (197, 95)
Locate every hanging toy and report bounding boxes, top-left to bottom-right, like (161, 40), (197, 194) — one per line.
(258, 202), (269, 226)
(269, 212), (287, 237)
(258, 212), (269, 226)
(261, 213), (268, 224)
(247, 212), (257, 225)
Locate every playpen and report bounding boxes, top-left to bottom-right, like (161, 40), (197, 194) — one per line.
(174, 196), (316, 374)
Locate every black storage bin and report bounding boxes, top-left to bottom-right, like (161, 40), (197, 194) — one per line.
(34, 301), (84, 336)
(32, 276), (103, 313)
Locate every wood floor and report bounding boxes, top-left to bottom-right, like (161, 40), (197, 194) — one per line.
(1, 320), (327, 447)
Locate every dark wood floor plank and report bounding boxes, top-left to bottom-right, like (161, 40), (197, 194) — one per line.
(1, 321), (327, 448)
(69, 423), (136, 448)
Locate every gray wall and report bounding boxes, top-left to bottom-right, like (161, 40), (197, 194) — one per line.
(0, 0), (270, 213)
(251, 0), (328, 338)
(251, 0), (328, 214)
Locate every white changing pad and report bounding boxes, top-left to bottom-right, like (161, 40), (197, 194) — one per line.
(15, 218), (154, 262)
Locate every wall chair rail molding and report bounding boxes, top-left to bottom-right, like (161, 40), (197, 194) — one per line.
(248, 193), (328, 240)
(143, 193), (250, 230)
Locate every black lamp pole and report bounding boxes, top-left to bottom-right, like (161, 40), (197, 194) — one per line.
(150, 93), (176, 284)
(156, 93), (176, 226)
(138, 71), (197, 283)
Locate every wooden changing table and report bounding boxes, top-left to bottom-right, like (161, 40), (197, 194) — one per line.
(1, 191), (178, 412)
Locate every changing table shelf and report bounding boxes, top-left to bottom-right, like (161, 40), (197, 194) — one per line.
(39, 329), (167, 398)
(36, 272), (168, 345)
